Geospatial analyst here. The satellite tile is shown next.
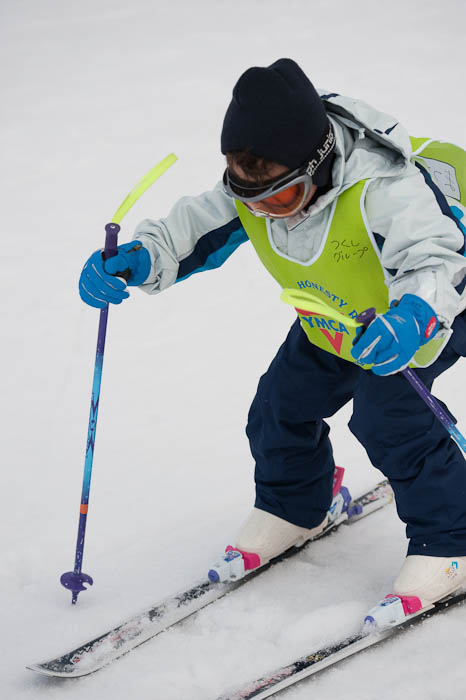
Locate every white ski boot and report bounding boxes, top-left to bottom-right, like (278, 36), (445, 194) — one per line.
(234, 507), (327, 565)
(208, 466), (353, 582)
(393, 554), (466, 607)
(364, 554), (466, 630)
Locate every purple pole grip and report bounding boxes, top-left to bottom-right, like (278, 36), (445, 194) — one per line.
(356, 307), (465, 451)
(103, 222), (120, 260)
(357, 307), (376, 327)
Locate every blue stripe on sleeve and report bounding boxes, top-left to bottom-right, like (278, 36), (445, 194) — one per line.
(415, 161), (466, 255)
(372, 231), (399, 277)
(176, 217), (248, 283)
(415, 161), (466, 292)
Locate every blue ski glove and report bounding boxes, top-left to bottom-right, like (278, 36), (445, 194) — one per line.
(350, 294), (439, 376)
(79, 241), (151, 309)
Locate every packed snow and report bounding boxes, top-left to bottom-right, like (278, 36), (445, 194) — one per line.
(1, 0), (465, 698)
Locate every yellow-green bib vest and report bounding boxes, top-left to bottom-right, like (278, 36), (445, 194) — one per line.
(235, 137), (466, 369)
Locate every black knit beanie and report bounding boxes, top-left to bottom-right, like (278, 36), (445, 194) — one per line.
(221, 58), (331, 177)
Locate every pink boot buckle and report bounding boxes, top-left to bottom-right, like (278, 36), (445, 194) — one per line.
(333, 465), (345, 497)
(225, 545), (261, 571)
(386, 594), (422, 615)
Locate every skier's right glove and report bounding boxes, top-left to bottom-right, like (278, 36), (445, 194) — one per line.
(79, 241), (151, 309)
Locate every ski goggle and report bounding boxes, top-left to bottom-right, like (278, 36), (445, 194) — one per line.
(223, 165), (313, 218)
(223, 123), (335, 218)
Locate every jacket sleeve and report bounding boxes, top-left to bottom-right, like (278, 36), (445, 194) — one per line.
(365, 161), (466, 327)
(132, 181), (248, 294)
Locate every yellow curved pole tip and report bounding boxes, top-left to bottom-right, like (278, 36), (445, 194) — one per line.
(280, 288), (360, 328)
(112, 153), (178, 225)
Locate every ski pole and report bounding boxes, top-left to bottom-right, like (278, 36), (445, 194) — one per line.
(280, 289), (466, 454)
(60, 154), (177, 604)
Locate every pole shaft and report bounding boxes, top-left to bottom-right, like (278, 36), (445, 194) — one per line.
(72, 224), (120, 579)
(402, 366), (466, 451)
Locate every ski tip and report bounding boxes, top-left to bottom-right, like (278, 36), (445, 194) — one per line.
(26, 662), (92, 678)
(26, 664), (56, 677)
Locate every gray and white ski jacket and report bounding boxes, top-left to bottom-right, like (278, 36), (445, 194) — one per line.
(133, 92), (466, 328)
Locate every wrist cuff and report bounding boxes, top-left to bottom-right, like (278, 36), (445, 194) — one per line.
(400, 294), (439, 346)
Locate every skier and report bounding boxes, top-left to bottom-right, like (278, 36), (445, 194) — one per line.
(79, 58), (466, 611)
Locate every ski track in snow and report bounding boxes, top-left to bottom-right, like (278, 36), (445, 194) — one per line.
(1, 1), (465, 698)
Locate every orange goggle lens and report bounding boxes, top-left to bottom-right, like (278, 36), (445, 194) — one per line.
(245, 182), (307, 218)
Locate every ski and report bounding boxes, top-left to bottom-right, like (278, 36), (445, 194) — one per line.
(27, 478), (393, 678)
(216, 589), (466, 700)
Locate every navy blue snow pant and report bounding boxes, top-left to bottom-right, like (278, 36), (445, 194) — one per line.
(246, 312), (466, 556)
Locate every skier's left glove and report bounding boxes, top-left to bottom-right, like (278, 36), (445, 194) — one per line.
(350, 294), (439, 376)
(79, 241), (151, 309)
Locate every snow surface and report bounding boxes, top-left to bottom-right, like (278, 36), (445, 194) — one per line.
(1, 0), (465, 698)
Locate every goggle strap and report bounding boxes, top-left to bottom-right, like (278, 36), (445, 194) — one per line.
(306, 123), (336, 177)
